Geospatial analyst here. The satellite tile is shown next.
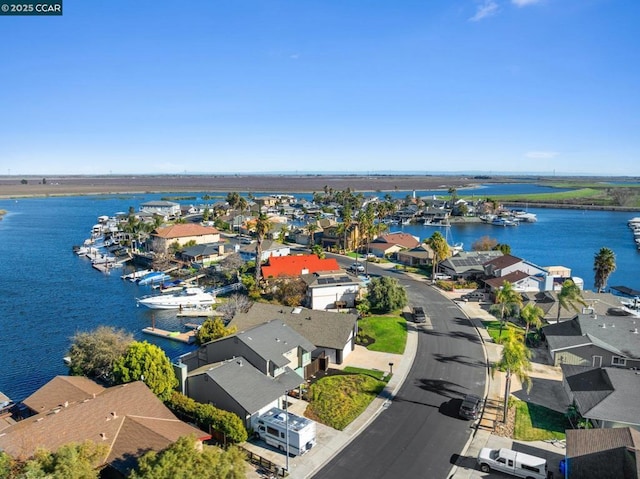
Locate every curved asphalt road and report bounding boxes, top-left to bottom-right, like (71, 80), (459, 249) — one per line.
(312, 258), (486, 479)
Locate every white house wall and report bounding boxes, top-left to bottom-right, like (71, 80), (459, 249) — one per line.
(310, 285), (359, 310)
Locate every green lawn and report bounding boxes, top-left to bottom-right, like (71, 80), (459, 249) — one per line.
(358, 315), (407, 354)
(513, 400), (570, 441)
(305, 373), (387, 430)
(482, 320), (524, 344)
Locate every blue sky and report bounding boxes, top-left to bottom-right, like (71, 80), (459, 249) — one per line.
(1, 0), (638, 176)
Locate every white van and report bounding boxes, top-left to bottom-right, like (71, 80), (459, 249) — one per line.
(477, 448), (547, 479)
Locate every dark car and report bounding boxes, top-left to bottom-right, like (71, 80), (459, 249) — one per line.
(412, 306), (426, 323)
(459, 394), (482, 420)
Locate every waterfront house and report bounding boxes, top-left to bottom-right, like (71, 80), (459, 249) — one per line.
(0, 379), (208, 477)
(543, 310), (640, 369)
(150, 223), (221, 253)
(367, 232), (420, 259)
(561, 365), (640, 431)
(438, 250), (504, 280)
(302, 271), (361, 310)
(180, 242), (227, 268)
(229, 302), (358, 367)
(564, 427), (640, 478)
(175, 319), (314, 428)
(140, 200), (181, 220)
(396, 243), (436, 267)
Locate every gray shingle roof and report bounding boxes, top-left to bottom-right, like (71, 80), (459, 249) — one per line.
(237, 319), (316, 367)
(544, 312), (640, 359)
(204, 358), (304, 414)
(230, 302), (357, 351)
(562, 365), (640, 426)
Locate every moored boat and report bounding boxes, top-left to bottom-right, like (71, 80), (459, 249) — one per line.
(137, 287), (216, 310)
(137, 271), (172, 285)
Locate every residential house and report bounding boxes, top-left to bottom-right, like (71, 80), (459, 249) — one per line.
(229, 302), (358, 367)
(261, 254), (340, 279)
(302, 271), (361, 310)
(562, 365), (640, 431)
(238, 240), (290, 263)
(175, 320), (314, 428)
(180, 242), (227, 268)
(140, 200), (181, 219)
(543, 310), (640, 369)
(321, 221), (360, 252)
(396, 243), (435, 267)
(564, 427), (640, 478)
(0, 379), (208, 477)
(368, 232), (420, 259)
(438, 250), (504, 280)
(150, 224), (221, 253)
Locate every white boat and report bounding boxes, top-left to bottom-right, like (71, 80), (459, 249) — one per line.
(513, 211), (537, 223)
(121, 269), (152, 281)
(491, 217), (518, 227)
(137, 287), (216, 310)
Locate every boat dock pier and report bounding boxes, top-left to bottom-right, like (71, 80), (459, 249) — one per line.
(141, 327), (196, 344)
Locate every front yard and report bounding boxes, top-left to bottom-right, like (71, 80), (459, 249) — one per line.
(357, 314), (407, 354)
(305, 368), (389, 430)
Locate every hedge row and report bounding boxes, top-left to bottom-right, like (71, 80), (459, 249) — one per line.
(168, 391), (248, 444)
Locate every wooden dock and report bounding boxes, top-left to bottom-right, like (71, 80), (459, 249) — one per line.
(142, 327), (196, 344)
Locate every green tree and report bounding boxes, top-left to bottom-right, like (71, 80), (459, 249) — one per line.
(253, 213), (272, 284)
(520, 303), (544, 341)
(366, 276), (408, 313)
(272, 276), (307, 306)
(494, 243), (511, 255)
(311, 244), (325, 259)
(307, 222), (318, 248)
(196, 318), (237, 345)
(593, 247), (616, 293)
(112, 341), (178, 401)
(493, 328), (532, 423)
(495, 281), (523, 338)
(67, 326), (133, 381)
(21, 441), (108, 479)
(556, 279), (587, 323)
(341, 203), (353, 253)
(130, 435), (246, 479)
(425, 231), (450, 282)
(226, 192), (240, 210)
(0, 452), (15, 479)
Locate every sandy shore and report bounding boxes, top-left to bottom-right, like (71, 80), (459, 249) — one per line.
(0, 174), (497, 199)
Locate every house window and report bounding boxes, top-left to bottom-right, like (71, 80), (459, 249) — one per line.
(612, 356), (627, 366)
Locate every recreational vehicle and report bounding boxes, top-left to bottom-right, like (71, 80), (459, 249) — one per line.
(253, 407), (316, 456)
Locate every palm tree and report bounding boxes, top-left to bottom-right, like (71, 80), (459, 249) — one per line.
(307, 222), (318, 249)
(425, 231), (450, 283)
(226, 191), (240, 210)
(341, 203), (353, 253)
(594, 247), (616, 293)
(495, 281), (523, 338)
(520, 303), (544, 342)
(556, 279), (587, 323)
(493, 328), (532, 423)
(254, 213), (271, 284)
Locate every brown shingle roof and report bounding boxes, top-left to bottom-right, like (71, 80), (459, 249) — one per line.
(153, 224), (220, 239)
(375, 232), (420, 249)
(22, 376), (107, 414)
(0, 380), (208, 472)
(484, 254), (522, 269)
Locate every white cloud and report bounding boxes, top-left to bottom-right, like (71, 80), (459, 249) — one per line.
(512, 0), (543, 6)
(470, 0), (499, 22)
(525, 151), (559, 159)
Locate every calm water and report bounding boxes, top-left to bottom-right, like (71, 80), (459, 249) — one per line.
(0, 185), (638, 401)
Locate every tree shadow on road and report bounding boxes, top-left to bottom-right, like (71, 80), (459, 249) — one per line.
(421, 328), (481, 343)
(415, 378), (465, 399)
(433, 353), (485, 369)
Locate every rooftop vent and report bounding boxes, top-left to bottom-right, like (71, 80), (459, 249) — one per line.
(100, 433), (107, 440)
(111, 411), (117, 419)
(634, 329), (639, 334)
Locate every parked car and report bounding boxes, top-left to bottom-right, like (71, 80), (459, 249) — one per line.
(459, 393), (482, 420)
(460, 291), (485, 302)
(348, 263), (365, 273)
(412, 306), (426, 323)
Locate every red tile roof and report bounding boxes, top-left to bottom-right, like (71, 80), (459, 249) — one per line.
(261, 255), (340, 278)
(153, 224), (220, 239)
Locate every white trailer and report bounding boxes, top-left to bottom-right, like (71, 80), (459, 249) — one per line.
(253, 407), (316, 456)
